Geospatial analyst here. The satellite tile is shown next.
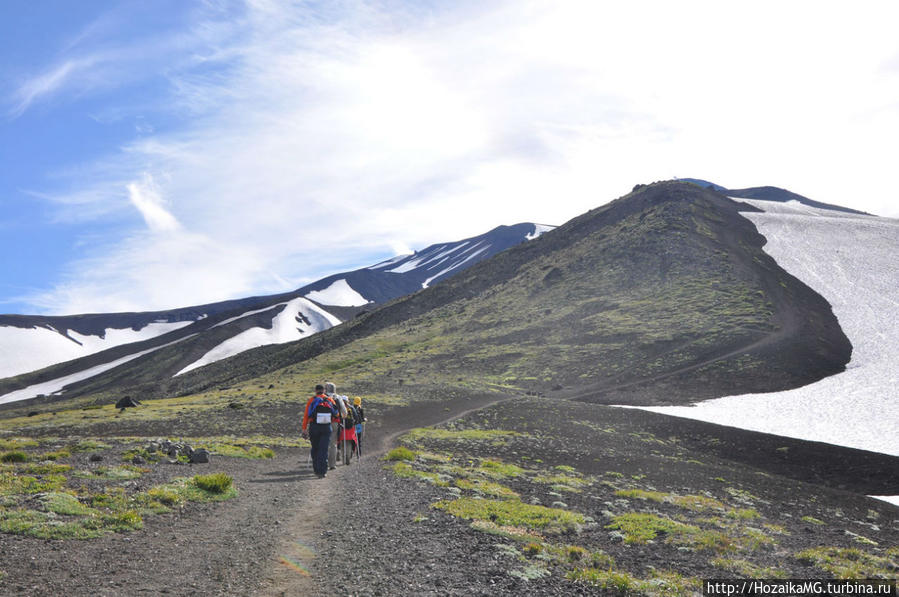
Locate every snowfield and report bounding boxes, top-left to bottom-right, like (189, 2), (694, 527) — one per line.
(0, 335), (196, 405)
(174, 297), (340, 376)
(0, 321), (193, 380)
(304, 279), (369, 306)
(634, 200), (899, 461)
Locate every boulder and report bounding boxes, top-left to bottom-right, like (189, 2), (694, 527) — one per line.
(115, 396), (141, 409)
(190, 449), (210, 464)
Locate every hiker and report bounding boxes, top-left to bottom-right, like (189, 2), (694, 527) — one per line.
(338, 401), (358, 465)
(353, 396), (366, 456)
(324, 382), (347, 470)
(302, 384), (337, 478)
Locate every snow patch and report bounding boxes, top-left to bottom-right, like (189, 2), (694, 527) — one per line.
(175, 297), (340, 376)
(422, 244), (490, 288)
(367, 254), (412, 270)
(868, 495), (899, 508)
(0, 321), (193, 380)
(0, 335), (196, 405)
(627, 200), (899, 457)
(526, 224), (555, 240)
(212, 303), (288, 329)
(304, 279), (369, 306)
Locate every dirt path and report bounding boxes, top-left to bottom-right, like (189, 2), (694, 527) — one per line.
(253, 391), (514, 596)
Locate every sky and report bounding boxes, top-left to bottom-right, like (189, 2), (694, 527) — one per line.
(2, 1), (898, 316)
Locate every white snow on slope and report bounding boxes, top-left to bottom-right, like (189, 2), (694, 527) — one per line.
(632, 200), (899, 458)
(0, 321), (193, 380)
(304, 279), (369, 307)
(175, 297), (341, 376)
(527, 224), (555, 240)
(0, 334), (196, 405)
(367, 254), (412, 270)
(422, 244), (490, 288)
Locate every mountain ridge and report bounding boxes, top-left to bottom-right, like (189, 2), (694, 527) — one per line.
(1, 180), (852, 413)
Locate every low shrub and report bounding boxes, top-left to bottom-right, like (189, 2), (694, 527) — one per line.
(193, 473), (233, 494)
(1, 452), (28, 464)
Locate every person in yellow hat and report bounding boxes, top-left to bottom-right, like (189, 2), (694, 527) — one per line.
(353, 396), (366, 457)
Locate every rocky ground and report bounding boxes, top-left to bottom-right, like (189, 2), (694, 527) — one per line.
(1, 393), (898, 596)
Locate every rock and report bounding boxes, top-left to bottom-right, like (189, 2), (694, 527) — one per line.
(90, 454), (103, 462)
(115, 396), (141, 409)
(190, 449), (210, 464)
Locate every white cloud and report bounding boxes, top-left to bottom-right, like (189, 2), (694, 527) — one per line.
(127, 174), (181, 233)
(16, 0), (899, 314)
(9, 59), (84, 118)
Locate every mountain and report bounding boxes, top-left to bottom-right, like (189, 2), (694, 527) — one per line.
(680, 178), (871, 215)
(0, 181), (854, 415)
(0, 223), (553, 405)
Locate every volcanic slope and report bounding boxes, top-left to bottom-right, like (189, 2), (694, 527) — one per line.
(2, 180), (852, 420)
(0, 223), (548, 406)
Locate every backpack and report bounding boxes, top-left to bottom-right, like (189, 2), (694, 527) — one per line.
(308, 395), (335, 424)
(343, 404), (357, 429)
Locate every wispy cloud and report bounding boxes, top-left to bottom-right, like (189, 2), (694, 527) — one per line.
(127, 175), (181, 233)
(9, 59), (85, 118)
(13, 0), (899, 314)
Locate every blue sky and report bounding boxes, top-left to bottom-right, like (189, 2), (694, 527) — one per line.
(2, 1), (898, 316)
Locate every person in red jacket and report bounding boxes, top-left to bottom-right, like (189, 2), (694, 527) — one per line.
(302, 384), (337, 478)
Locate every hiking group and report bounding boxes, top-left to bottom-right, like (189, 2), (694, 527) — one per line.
(301, 383), (366, 478)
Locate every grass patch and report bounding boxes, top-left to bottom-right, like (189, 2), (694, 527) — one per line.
(193, 473), (233, 494)
(70, 440), (110, 452)
(0, 438), (38, 450)
(568, 567), (701, 596)
(479, 459), (525, 479)
(38, 449), (71, 461)
(200, 444), (275, 459)
(455, 478), (519, 499)
(0, 472), (67, 495)
(434, 497), (584, 533)
(796, 546), (897, 579)
(801, 516), (825, 525)
(388, 462), (448, 486)
(402, 428), (523, 446)
(533, 473), (591, 491)
(41, 492), (97, 516)
(385, 447), (417, 462)
(614, 488), (726, 512)
(73, 464), (147, 480)
(606, 512), (699, 545)
(0, 452), (28, 463)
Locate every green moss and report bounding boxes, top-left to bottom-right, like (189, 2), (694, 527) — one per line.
(402, 428), (524, 447)
(568, 567), (701, 596)
(801, 516), (825, 525)
(0, 438), (38, 450)
(38, 449), (71, 461)
(454, 478), (519, 499)
(533, 473), (591, 491)
(0, 452), (28, 463)
(385, 447), (417, 462)
(605, 513), (698, 545)
(41, 492), (97, 516)
(434, 497), (584, 533)
(0, 472), (67, 495)
(796, 546), (897, 579)
(479, 459), (525, 479)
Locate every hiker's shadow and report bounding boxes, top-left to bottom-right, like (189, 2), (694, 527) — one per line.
(248, 468), (318, 483)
